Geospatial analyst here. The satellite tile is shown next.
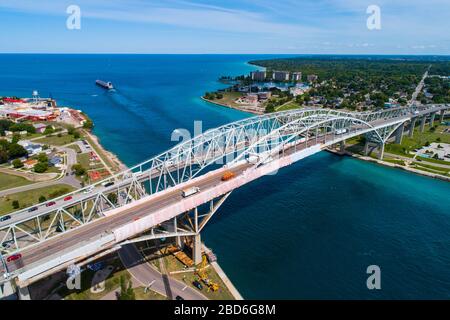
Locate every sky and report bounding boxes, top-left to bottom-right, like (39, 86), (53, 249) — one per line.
(0, 0), (449, 54)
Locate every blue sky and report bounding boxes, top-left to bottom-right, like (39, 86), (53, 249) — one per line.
(0, 0), (449, 54)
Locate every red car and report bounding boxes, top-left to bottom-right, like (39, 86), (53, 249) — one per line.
(64, 196), (73, 201)
(7, 253), (22, 263)
(46, 201), (56, 207)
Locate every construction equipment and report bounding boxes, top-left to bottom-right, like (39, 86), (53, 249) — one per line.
(196, 255), (220, 292)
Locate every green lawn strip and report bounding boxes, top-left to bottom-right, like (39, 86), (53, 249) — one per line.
(0, 172), (32, 191)
(35, 134), (79, 146)
(82, 135), (116, 171)
(276, 102), (301, 111)
(0, 184), (75, 216)
(416, 156), (450, 166)
(383, 158), (405, 166)
(413, 163), (449, 174)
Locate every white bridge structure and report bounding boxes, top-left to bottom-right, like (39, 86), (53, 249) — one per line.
(0, 103), (448, 294)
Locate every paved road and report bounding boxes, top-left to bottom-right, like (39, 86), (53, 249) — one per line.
(118, 244), (206, 300)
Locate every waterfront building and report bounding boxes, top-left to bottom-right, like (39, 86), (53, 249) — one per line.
(272, 71), (290, 82)
(292, 72), (302, 81)
(257, 92), (271, 100)
(307, 74), (318, 82)
(251, 71), (267, 82)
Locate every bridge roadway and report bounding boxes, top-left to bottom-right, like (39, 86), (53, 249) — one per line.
(3, 105), (448, 281)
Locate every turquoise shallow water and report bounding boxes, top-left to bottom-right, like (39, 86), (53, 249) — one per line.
(0, 54), (449, 299)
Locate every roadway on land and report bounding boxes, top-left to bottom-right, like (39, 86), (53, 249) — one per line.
(119, 245), (207, 300)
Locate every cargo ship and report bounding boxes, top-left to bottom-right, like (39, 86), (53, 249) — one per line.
(95, 80), (114, 90)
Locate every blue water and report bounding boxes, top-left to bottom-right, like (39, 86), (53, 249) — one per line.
(1, 54), (450, 299)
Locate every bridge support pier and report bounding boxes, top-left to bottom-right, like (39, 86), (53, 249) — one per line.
(430, 112), (436, 127)
(440, 110), (445, 123)
(16, 285), (31, 300)
(409, 118), (417, 137)
(339, 140), (346, 153)
(378, 143), (385, 160)
(420, 116), (426, 133)
(395, 124), (405, 144)
(193, 233), (202, 266)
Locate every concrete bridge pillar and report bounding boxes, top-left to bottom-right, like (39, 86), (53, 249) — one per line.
(430, 112), (436, 127)
(363, 141), (370, 156)
(17, 285), (31, 300)
(339, 140), (346, 153)
(440, 110), (445, 123)
(395, 123), (405, 144)
(409, 118), (417, 137)
(420, 116), (426, 133)
(378, 143), (385, 160)
(193, 233), (202, 266)
(0, 281), (16, 300)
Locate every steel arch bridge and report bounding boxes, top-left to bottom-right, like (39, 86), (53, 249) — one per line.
(0, 103), (448, 284)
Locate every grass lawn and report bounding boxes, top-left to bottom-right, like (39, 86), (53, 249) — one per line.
(276, 101), (302, 111)
(0, 172), (32, 191)
(385, 124), (450, 157)
(82, 135), (116, 171)
(35, 134), (78, 146)
(0, 184), (75, 216)
(211, 91), (243, 107)
(416, 156), (450, 166)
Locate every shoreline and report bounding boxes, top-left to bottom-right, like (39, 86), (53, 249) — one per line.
(201, 96), (263, 115)
(327, 148), (450, 183)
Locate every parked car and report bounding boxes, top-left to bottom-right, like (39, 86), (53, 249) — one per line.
(102, 182), (114, 188)
(192, 280), (203, 290)
(6, 253), (22, 263)
(0, 215), (11, 222)
(28, 207), (38, 213)
(46, 201), (56, 207)
(64, 196), (73, 201)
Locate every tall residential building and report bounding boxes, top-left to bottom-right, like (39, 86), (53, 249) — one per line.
(272, 71), (290, 82)
(307, 74), (318, 82)
(292, 72), (302, 81)
(251, 71), (267, 81)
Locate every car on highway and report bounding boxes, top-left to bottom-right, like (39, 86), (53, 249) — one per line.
(192, 280), (203, 290)
(175, 295), (184, 300)
(46, 201), (56, 207)
(6, 253), (22, 263)
(102, 182), (115, 188)
(64, 196), (73, 201)
(28, 207), (38, 213)
(0, 215), (11, 222)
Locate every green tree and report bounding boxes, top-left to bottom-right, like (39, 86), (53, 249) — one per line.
(83, 119), (94, 130)
(44, 125), (54, 135)
(8, 143), (27, 158)
(72, 163), (86, 176)
(39, 195), (47, 203)
(117, 275), (135, 300)
(12, 200), (19, 209)
(34, 162), (48, 173)
(12, 158), (23, 168)
(67, 125), (75, 135)
(107, 193), (118, 205)
(73, 131), (81, 139)
(37, 153), (48, 163)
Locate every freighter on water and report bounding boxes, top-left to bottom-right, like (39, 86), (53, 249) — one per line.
(95, 80), (114, 90)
